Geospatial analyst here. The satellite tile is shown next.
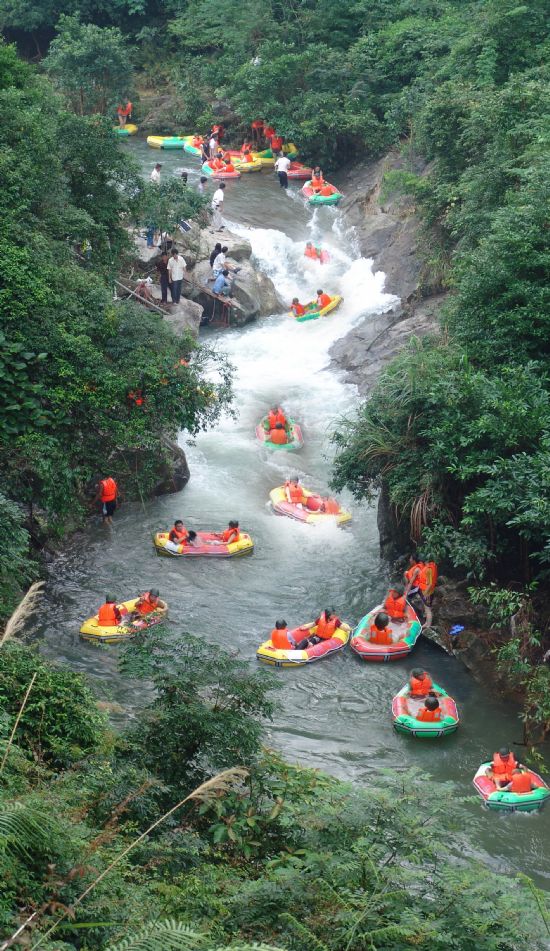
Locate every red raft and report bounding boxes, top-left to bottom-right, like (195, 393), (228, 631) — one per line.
(287, 162), (313, 181)
(350, 602), (422, 662)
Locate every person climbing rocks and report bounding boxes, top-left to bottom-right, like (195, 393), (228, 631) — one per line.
(415, 695), (442, 722)
(156, 251), (172, 305)
(270, 422), (288, 444)
(274, 152), (291, 188)
(98, 596), (122, 626)
(95, 476), (118, 525)
(404, 554), (438, 628)
(212, 269), (233, 298)
(212, 246), (241, 277)
(369, 612), (393, 645)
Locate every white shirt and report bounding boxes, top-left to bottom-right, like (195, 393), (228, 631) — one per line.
(212, 252), (226, 272)
(275, 156), (291, 173)
(209, 137), (217, 151)
(150, 167), (161, 184)
(212, 188), (224, 208)
(167, 255), (186, 281)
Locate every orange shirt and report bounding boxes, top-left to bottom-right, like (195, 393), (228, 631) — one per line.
(317, 293), (332, 309)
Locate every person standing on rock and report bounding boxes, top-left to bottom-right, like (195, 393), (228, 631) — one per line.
(211, 183), (225, 232)
(167, 248), (186, 304)
(156, 251), (172, 305)
(274, 152), (291, 189)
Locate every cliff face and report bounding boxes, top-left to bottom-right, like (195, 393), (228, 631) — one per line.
(331, 150), (446, 394)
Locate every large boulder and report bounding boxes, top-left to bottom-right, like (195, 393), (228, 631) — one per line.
(148, 284), (203, 337)
(198, 228), (252, 263)
(188, 258), (282, 325)
(153, 438), (191, 495)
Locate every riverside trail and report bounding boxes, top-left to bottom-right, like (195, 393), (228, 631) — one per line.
(34, 140), (550, 886)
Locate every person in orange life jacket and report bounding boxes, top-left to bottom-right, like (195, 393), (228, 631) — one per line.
(116, 100), (132, 127)
(291, 298), (306, 318)
(133, 588), (166, 617)
(319, 497), (340, 514)
(270, 619), (297, 650)
(98, 595), (122, 627)
(95, 476), (118, 524)
(504, 768), (534, 794)
(251, 119), (264, 144)
(416, 695), (442, 722)
(285, 477), (305, 507)
(384, 585), (407, 620)
(487, 746), (523, 788)
(265, 405), (287, 430)
(263, 124), (275, 144)
(311, 167), (325, 190)
(208, 520), (240, 546)
(269, 422), (288, 444)
(315, 289), (332, 310)
(271, 134), (283, 152)
(295, 609), (342, 649)
(304, 242), (320, 260)
(403, 553), (434, 627)
(169, 520), (188, 543)
(369, 611), (393, 645)
(409, 668), (438, 697)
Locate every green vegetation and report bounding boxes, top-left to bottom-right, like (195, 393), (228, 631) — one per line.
(0, 40), (231, 618)
(1, 637), (549, 949)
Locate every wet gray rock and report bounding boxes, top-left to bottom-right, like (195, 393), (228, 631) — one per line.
(153, 438), (191, 495)
(188, 257), (281, 325)
(149, 287), (203, 337)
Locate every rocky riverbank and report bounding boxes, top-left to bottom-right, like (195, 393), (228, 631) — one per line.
(330, 150), (446, 394)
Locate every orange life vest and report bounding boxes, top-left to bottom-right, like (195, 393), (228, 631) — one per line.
(410, 673), (433, 696)
(100, 478), (117, 502)
(317, 293), (332, 309)
(136, 593), (158, 616)
(264, 126), (275, 139)
(285, 482), (303, 505)
(224, 163), (235, 173)
(251, 120), (264, 130)
(306, 495), (322, 511)
(510, 772), (533, 794)
(419, 561), (438, 595)
(98, 603), (119, 626)
(405, 565), (417, 583)
(316, 613), (338, 640)
(416, 707), (442, 722)
(291, 303), (306, 317)
(492, 752), (518, 781)
(268, 409), (286, 429)
(270, 428), (287, 445)
(384, 593), (406, 619)
(222, 527), (240, 544)
(271, 627), (292, 649)
(241, 151), (253, 162)
(117, 102), (132, 116)
(271, 136), (283, 151)
(305, 246), (319, 260)
(320, 185), (334, 196)
(322, 498), (340, 514)
(369, 624), (393, 645)
(169, 526), (188, 542)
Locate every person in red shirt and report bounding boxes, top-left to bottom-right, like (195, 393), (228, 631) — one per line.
(270, 134), (283, 152)
(263, 124), (275, 144)
(285, 478), (305, 506)
(117, 101), (132, 127)
(311, 290), (332, 311)
(291, 298), (306, 318)
(270, 422), (288, 444)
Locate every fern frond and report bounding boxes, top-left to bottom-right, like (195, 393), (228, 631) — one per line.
(0, 799), (54, 855)
(279, 913), (329, 951)
(105, 920), (206, 951)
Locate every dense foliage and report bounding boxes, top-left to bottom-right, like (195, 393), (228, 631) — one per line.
(0, 41), (231, 617)
(1, 637), (549, 949)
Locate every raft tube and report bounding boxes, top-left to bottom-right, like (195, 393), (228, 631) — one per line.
(253, 149), (275, 167)
(147, 135), (188, 149)
(79, 597), (167, 644)
(233, 157), (263, 173)
(183, 137), (204, 156)
(392, 682), (459, 737)
(257, 621), (350, 667)
(287, 162), (313, 181)
(302, 181), (343, 205)
(256, 417), (304, 451)
(153, 530), (254, 558)
(201, 162), (241, 180)
(290, 295), (342, 322)
(114, 124), (138, 137)
(269, 485), (351, 525)
(473, 763), (550, 813)
(350, 603), (422, 662)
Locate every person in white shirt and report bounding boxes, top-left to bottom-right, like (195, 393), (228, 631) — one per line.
(211, 183), (225, 232)
(274, 153), (291, 189)
(198, 175), (208, 195)
(166, 248), (186, 303)
(209, 134), (218, 157)
(150, 163), (162, 184)
(212, 245), (240, 278)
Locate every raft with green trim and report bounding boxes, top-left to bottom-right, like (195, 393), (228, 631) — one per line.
(147, 135), (188, 149)
(290, 295), (342, 322)
(114, 124), (138, 137)
(302, 181), (343, 205)
(79, 597), (167, 644)
(392, 682), (459, 737)
(255, 417), (303, 450)
(473, 763), (550, 812)
(350, 603), (422, 662)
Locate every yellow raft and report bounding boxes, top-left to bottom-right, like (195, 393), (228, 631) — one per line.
(153, 530), (254, 558)
(146, 135), (190, 149)
(114, 124), (138, 137)
(234, 157), (263, 173)
(269, 485), (352, 525)
(79, 598), (168, 644)
(290, 295), (343, 323)
(257, 621), (350, 667)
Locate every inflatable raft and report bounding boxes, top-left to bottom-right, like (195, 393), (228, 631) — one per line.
(290, 295), (342, 322)
(257, 621), (350, 667)
(350, 603), (422, 662)
(256, 417), (304, 450)
(287, 162), (313, 181)
(79, 597), (167, 644)
(473, 764), (550, 813)
(392, 682), (459, 737)
(269, 485), (351, 525)
(153, 530), (254, 557)
(147, 135), (188, 149)
(201, 162), (241, 180)
(234, 156), (263, 173)
(183, 137), (203, 156)
(302, 181), (343, 205)
(114, 124), (138, 137)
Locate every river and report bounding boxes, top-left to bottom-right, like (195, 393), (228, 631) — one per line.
(35, 138), (550, 887)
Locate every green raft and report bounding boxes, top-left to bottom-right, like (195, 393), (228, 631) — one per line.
(256, 417), (304, 450)
(473, 762), (550, 812)
(392, 682), (459, 738)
